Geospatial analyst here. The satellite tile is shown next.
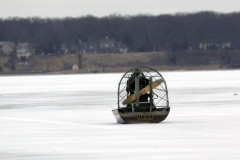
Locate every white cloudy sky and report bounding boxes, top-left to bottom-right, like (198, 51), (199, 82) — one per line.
(0, 0), (239, 18)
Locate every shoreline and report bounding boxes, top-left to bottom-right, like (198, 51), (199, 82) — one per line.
(0, 64), (236, 76)
(1, 51), (240, 75)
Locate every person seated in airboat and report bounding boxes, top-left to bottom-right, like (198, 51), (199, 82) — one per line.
(112, 66), (170, 124)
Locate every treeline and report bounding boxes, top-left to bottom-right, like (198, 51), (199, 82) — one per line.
(1, 11), (240, 54)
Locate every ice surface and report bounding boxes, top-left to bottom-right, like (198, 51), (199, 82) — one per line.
(0, 70), (240, 159)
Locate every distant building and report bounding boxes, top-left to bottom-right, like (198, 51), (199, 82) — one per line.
(60, 43), (69, 54)
(115, 42), (128, 53)
(72, 64), (79, 70)
(86, 41), (99, 53)
(0, 41), (15, 56)
(199, 42), (231, 50)
(60, 37), (128, 54)
(60, 43), (80, 54)
(222, 42), (231, 49)
(79, 42), (88, 54)
(98, 37), (128, 53)
(99, 37), (115, 53)
(16, 43), (35, 64)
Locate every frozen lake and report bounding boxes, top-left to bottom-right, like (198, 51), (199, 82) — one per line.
(0, 70), (240, 159)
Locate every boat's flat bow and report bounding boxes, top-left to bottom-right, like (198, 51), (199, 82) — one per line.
(112, 107), (170, 124)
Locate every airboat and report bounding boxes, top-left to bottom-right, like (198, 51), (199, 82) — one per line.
(112, 66), (170, 123)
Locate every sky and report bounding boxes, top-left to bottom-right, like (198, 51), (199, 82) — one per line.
(0, 0), (239, 18)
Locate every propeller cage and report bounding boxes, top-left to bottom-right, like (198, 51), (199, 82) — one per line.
(117, 66), (169, 112)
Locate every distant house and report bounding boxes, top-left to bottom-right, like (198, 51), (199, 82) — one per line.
(79, 42), (88, 54)
(99, 37), (115, 53)
(199, 42), (231, 50)
(222, 42), (231, 49)
(60, 43), (80, 54)
(86, 37), (128, 53)
(69, 43), (80, 54)
(0, 41), (15, 56)
(62, 37), (128, 54)
(115, 42), (128, 53)
(86, 41), (99, 53)
(16, 43), (35, 64)
(60, 43), (68, 54)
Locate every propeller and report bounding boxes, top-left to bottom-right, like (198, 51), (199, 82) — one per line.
(122, 79), (163, 105)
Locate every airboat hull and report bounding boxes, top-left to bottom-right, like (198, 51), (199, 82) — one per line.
(112, 107), (170, 124)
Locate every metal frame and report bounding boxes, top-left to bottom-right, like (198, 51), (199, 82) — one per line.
(117, 66), (169, 109)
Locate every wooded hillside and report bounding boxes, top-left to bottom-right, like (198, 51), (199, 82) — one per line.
(1, 11), (240, 54)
